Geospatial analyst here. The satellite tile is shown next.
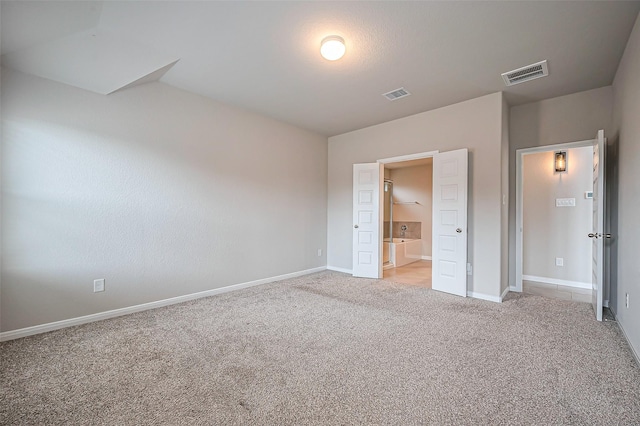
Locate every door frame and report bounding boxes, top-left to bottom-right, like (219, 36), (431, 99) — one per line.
(514, 139), (599, 293)
(376, 150), (439, 277)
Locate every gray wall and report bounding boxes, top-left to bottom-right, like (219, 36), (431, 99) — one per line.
(1, 68), (328, 332)
(611, 13), (640, 359)
(522, 147), (593, 285)
(501, 96), (510, 293)
(509, 86), (613, 288)
(328, 92), (506, 299)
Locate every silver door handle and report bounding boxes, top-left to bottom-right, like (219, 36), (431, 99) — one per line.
(456, 228), (462, 233)
(589, 233), (613, 239)
(354, 225), (359, 229)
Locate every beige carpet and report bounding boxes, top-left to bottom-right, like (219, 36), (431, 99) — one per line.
(1, 271), (639, 425)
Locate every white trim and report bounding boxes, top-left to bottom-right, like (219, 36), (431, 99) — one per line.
(326, 265), (353, 274)
(509, 285), (521, 293)
(515, 138), (596, 293)
(604, 299), (609, 308)
(377, 150), (439, 164)
(617, 320), (640, 368)
(467, 291), (502, 303)
(500, 286), (510, 302)
(421, 256), (432, 261)
(0, 266), (326, 342)
(522, 275), (591, 290)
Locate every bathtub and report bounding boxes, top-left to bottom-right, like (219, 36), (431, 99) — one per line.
(389, 238), (422, 267)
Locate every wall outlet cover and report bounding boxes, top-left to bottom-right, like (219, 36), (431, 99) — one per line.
(94, 279), (105, 293)
(555, 257), (564, 267)
(626, 293), (630, 309)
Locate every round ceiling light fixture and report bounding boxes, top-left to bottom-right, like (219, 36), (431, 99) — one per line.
(320, 35), (346, 61)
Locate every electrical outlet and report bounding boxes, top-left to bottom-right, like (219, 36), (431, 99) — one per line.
(94, 279), (105, 293)
(626, 293), (629, 309)
(317, 249), (322, 257)
(556, 258), (564, 267)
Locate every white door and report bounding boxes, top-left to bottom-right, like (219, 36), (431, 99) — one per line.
(432, 149), (468, 297)
(352, 163), (383, 278)
(591, 130), (605, 321)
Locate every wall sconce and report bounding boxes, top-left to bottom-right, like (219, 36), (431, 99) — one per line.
(555, 151), (567, 173)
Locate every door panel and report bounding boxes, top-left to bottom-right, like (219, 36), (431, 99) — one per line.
(432, 149), (468, 297)
(591, 130), (605, 321)
(353, 163), (383, 278)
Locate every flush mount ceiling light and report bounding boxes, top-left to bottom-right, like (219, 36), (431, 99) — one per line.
(320, 35), (346, 61)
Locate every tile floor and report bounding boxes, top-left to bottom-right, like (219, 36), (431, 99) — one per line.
(523, 280), (592, 303)
(382, 260), (432, 288)
(382, 262), (591, 304)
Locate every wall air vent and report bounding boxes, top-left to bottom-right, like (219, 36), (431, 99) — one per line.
(382, 87), (411, 101)
(501, 60), (549, 86)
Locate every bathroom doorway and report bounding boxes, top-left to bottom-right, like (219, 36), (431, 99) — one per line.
(381, 158), (433, 288)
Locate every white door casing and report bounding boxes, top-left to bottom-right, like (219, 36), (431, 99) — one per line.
(432, 149), (468, 297)
(591, 130), (605, 321)
(352, 163), (383, 278)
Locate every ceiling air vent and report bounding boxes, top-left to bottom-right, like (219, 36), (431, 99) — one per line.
(502, 60), (549, 86)
(382, 87), (411, 101)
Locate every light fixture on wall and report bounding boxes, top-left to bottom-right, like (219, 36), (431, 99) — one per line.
(555, 151), (567, 173)
(320, 35), (346, 61)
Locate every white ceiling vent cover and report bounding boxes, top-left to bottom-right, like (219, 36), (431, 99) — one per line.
(502, 60), (549, 86)
(382, 87), (411, 101)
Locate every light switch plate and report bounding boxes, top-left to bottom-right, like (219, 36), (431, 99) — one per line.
(556, 198), (576, 207)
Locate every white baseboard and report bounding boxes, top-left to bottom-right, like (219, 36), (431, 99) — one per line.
(0, 266), (326, 342)
(421, 256), (432, 261)
(467, 291), (502, 303)
(522, 275), (591, 290)
(509, 286), (521, 293)
(326, 265), (353, 274)
(617, 319), (640, 369)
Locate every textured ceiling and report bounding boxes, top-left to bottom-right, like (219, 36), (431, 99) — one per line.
(2, 1), (639, 136)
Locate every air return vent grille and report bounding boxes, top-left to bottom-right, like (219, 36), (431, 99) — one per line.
(382, 87), (411, 101)
(502, 60), (549, 86)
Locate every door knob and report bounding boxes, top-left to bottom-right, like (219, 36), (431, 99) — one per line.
(456, 228), (462, 233)
(354, 225), (359, 229)
(589, 233), (613, 239)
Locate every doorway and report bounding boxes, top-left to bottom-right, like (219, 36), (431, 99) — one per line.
(519, 145), (594, 303)
(381, 158), (433, 288)
(515, 131), (607, 320)
(352, 148), (468, 297)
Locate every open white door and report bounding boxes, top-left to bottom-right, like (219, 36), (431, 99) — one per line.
(590, 130), (606, 321)
(432, 149), (468, 297)
(352, 163), (383, 278)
